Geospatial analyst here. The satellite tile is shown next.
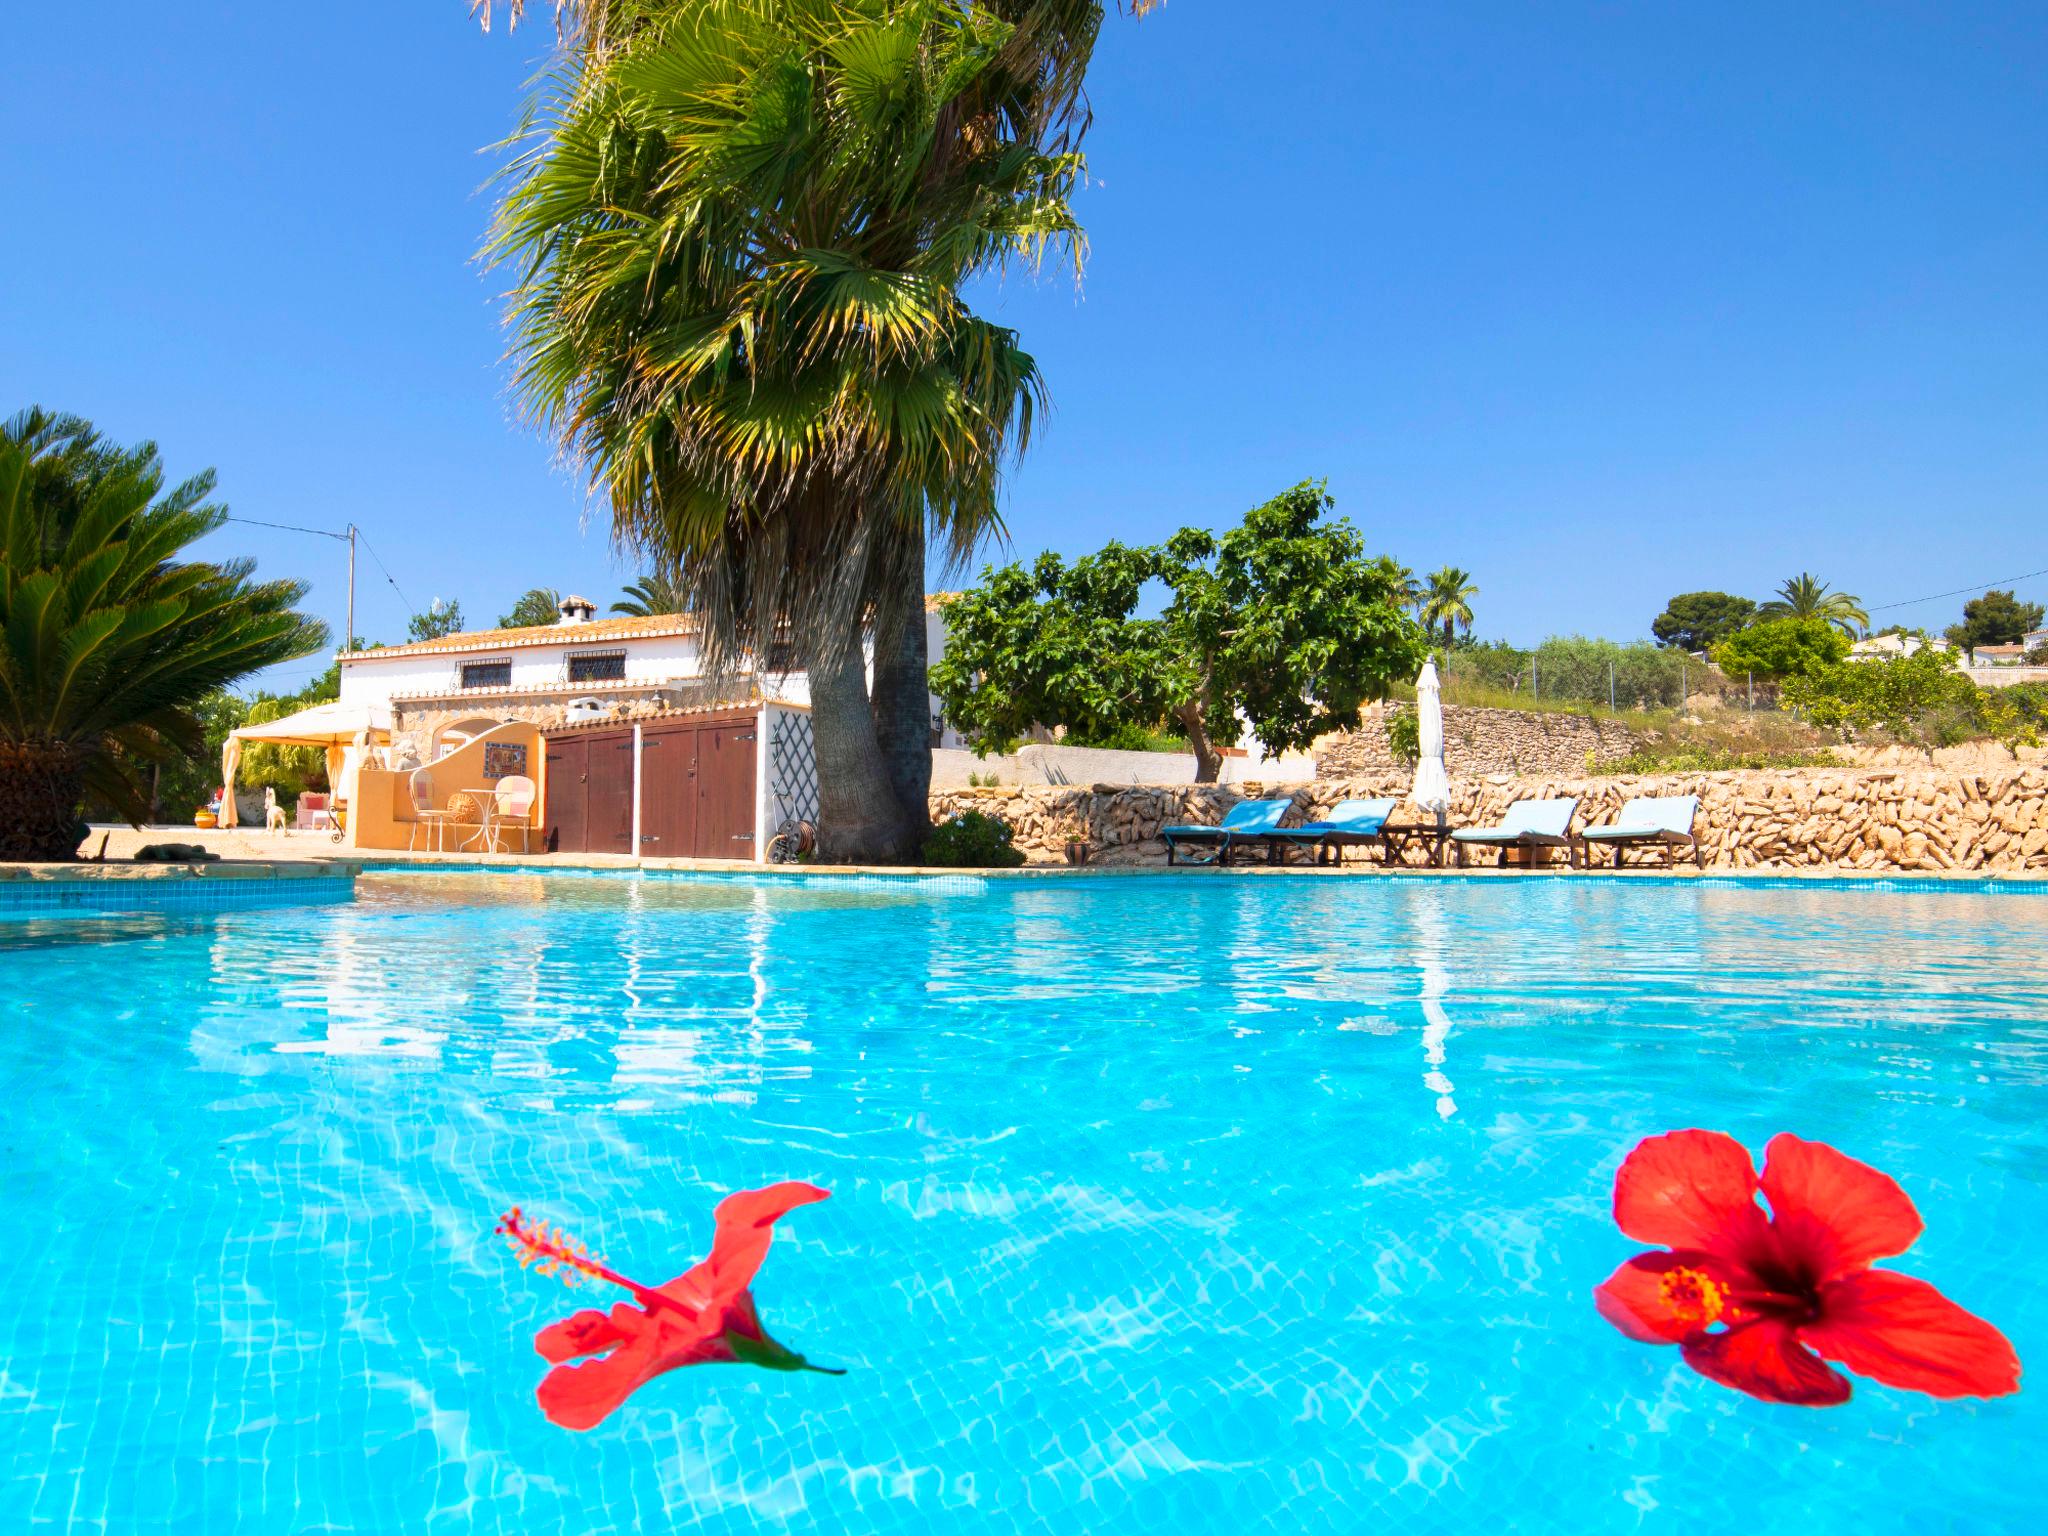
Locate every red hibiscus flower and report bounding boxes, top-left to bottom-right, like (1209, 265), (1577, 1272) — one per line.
(1594, 1130), (2020, 1406)
(497, 1182), (841, 1430)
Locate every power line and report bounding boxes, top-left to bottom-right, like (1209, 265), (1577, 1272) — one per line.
(223, 514), (351, 542)
(1868, 562), (2048, 613)
(352, 528), (421, 622)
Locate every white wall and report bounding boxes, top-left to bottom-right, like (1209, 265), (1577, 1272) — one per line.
(339, 631), (705, 706)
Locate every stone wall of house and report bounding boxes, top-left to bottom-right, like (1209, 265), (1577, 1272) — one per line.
(1316, 705), (1647, 778)
(930, 766), (2048, 874)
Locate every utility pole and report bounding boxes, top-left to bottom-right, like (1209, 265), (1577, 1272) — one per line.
(346, 523), (358, 653)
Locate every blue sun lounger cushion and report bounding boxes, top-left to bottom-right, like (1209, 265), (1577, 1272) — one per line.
(1161, 797), (1293, 865)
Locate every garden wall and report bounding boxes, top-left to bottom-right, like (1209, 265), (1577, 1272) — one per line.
(931, 766), (2048, 874)
(1316, 705), (1646, 778)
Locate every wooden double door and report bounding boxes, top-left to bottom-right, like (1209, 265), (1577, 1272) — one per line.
(544, 715), (758, 860)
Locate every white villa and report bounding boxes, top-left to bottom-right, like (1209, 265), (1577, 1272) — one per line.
(338, 593), (960, 765)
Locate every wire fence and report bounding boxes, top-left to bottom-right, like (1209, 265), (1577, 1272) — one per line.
(1439, 639), (1781, 714)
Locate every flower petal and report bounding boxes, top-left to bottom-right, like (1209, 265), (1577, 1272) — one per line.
(1805, 1270), (2022, 1399)
(534, 1304), (634, 1365)
(535, 1325), (670, 1431)
(1682, 1319), (1853, 1407)
(1595, 1251), (1735, 1343)
(663, 1181), (831, 1310)
(1759, 1134), (1923, 1281)
(1612, 1130), (1766, 1252)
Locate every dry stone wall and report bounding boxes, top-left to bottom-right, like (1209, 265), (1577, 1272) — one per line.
(1317, 705), (1646, 778)
(931, 767), (2048, 874)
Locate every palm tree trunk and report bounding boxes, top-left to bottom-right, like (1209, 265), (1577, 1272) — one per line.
(870, 539), (934, 841)
(0, 739), (89, 861)
(807, 629), (921, 864)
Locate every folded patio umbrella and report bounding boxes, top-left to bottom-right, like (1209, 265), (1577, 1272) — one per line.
(1411, 659), (1450, 828)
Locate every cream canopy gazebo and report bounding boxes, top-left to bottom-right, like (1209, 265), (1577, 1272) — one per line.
(218, 700), (393, 828)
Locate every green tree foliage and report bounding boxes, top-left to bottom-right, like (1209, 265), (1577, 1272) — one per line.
(1529, 636), (1689, 708)
(1759, 573), (1867, 638)
(408, 598), (465, 643)
(1786, 651), (2044, 749)
(1438, 636), (1687, 709)
(152, 689), (250, 819)
(1710, 616), (1850, 682)
(1652, 591), (1756, 652)
(0, 408), (326, 857)
(932, 482), (1428, 781)
(499, 588), (561, 628)
(1418, 566), (1478, 646)
(1944, 589), (2045, 652)
(1785, 649), (1979, 735)
(489, 0), (1134, 860)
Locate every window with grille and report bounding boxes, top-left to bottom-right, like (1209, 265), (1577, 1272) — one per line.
(459, 660), (512, 690)
(568, 650), (627, 683)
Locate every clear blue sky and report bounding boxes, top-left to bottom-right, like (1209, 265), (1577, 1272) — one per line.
(5, 2), (2044, 696)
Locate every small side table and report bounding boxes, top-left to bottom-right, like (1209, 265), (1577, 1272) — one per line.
(1376, 822), (1453, 868)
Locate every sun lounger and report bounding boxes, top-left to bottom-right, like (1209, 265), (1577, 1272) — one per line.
(1579, 794), (1702, 868)
(1162, 797), (1294, 867)
(1451, 797), (1581, 868)
(1266, 797), (1401, 865)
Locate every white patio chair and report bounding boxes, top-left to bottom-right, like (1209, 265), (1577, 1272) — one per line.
(408, 768), (457, 853)
(476, 775), (538, 854)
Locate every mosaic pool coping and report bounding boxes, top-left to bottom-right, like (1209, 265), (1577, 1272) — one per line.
(357, 858), (2048, 895)
(0, 858), (359, 915)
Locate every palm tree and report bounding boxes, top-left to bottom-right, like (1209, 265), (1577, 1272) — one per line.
(610, 570), (687, 619)
(498, 587), (561, 628)
(1419, 567), (1479, 647)
(0, 408), (326, 860)
(1760, 573), (1868, 638)
(1389, 563), (1424, 613)
(492, 1), (1115, 860)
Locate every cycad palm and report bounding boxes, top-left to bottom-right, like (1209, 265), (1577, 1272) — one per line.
(0, 409), (326, 859)
(1419, 566), (1478, 646)
(1760, 573), (1867, 638)
(492, 0), (1109, 858)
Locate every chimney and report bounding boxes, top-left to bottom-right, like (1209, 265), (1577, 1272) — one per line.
(557, 594), (596, 626)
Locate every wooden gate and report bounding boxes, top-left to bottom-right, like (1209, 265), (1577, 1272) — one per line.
(544, 729), (634, 855)
(544, 712), (758, 859)
(637, 714), (758, 859)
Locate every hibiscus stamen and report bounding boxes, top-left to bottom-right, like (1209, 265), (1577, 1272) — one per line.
(496, 1206), (695, 1320)
(1658, 1265), (1728, 1326)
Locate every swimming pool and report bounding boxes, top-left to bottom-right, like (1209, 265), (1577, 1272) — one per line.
(4, 870), (2043, 1533)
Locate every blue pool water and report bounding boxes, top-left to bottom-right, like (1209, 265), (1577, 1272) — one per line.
(4, 870), (2044, 1534)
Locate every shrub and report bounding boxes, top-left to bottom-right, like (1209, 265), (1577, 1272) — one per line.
(1385, 707), (1420, 765)
(1594, 745), (1841, 776)
(1784, 649), (1977, 734)
(1782, 651), (2046, 750)
(922, 810), (1027, 868)
(1711, 617), (1849, 682)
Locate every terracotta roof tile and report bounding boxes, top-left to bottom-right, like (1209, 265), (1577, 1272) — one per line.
(340, 612), (695, 662)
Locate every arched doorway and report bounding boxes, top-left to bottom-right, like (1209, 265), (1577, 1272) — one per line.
(431, 716), (509, 760)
